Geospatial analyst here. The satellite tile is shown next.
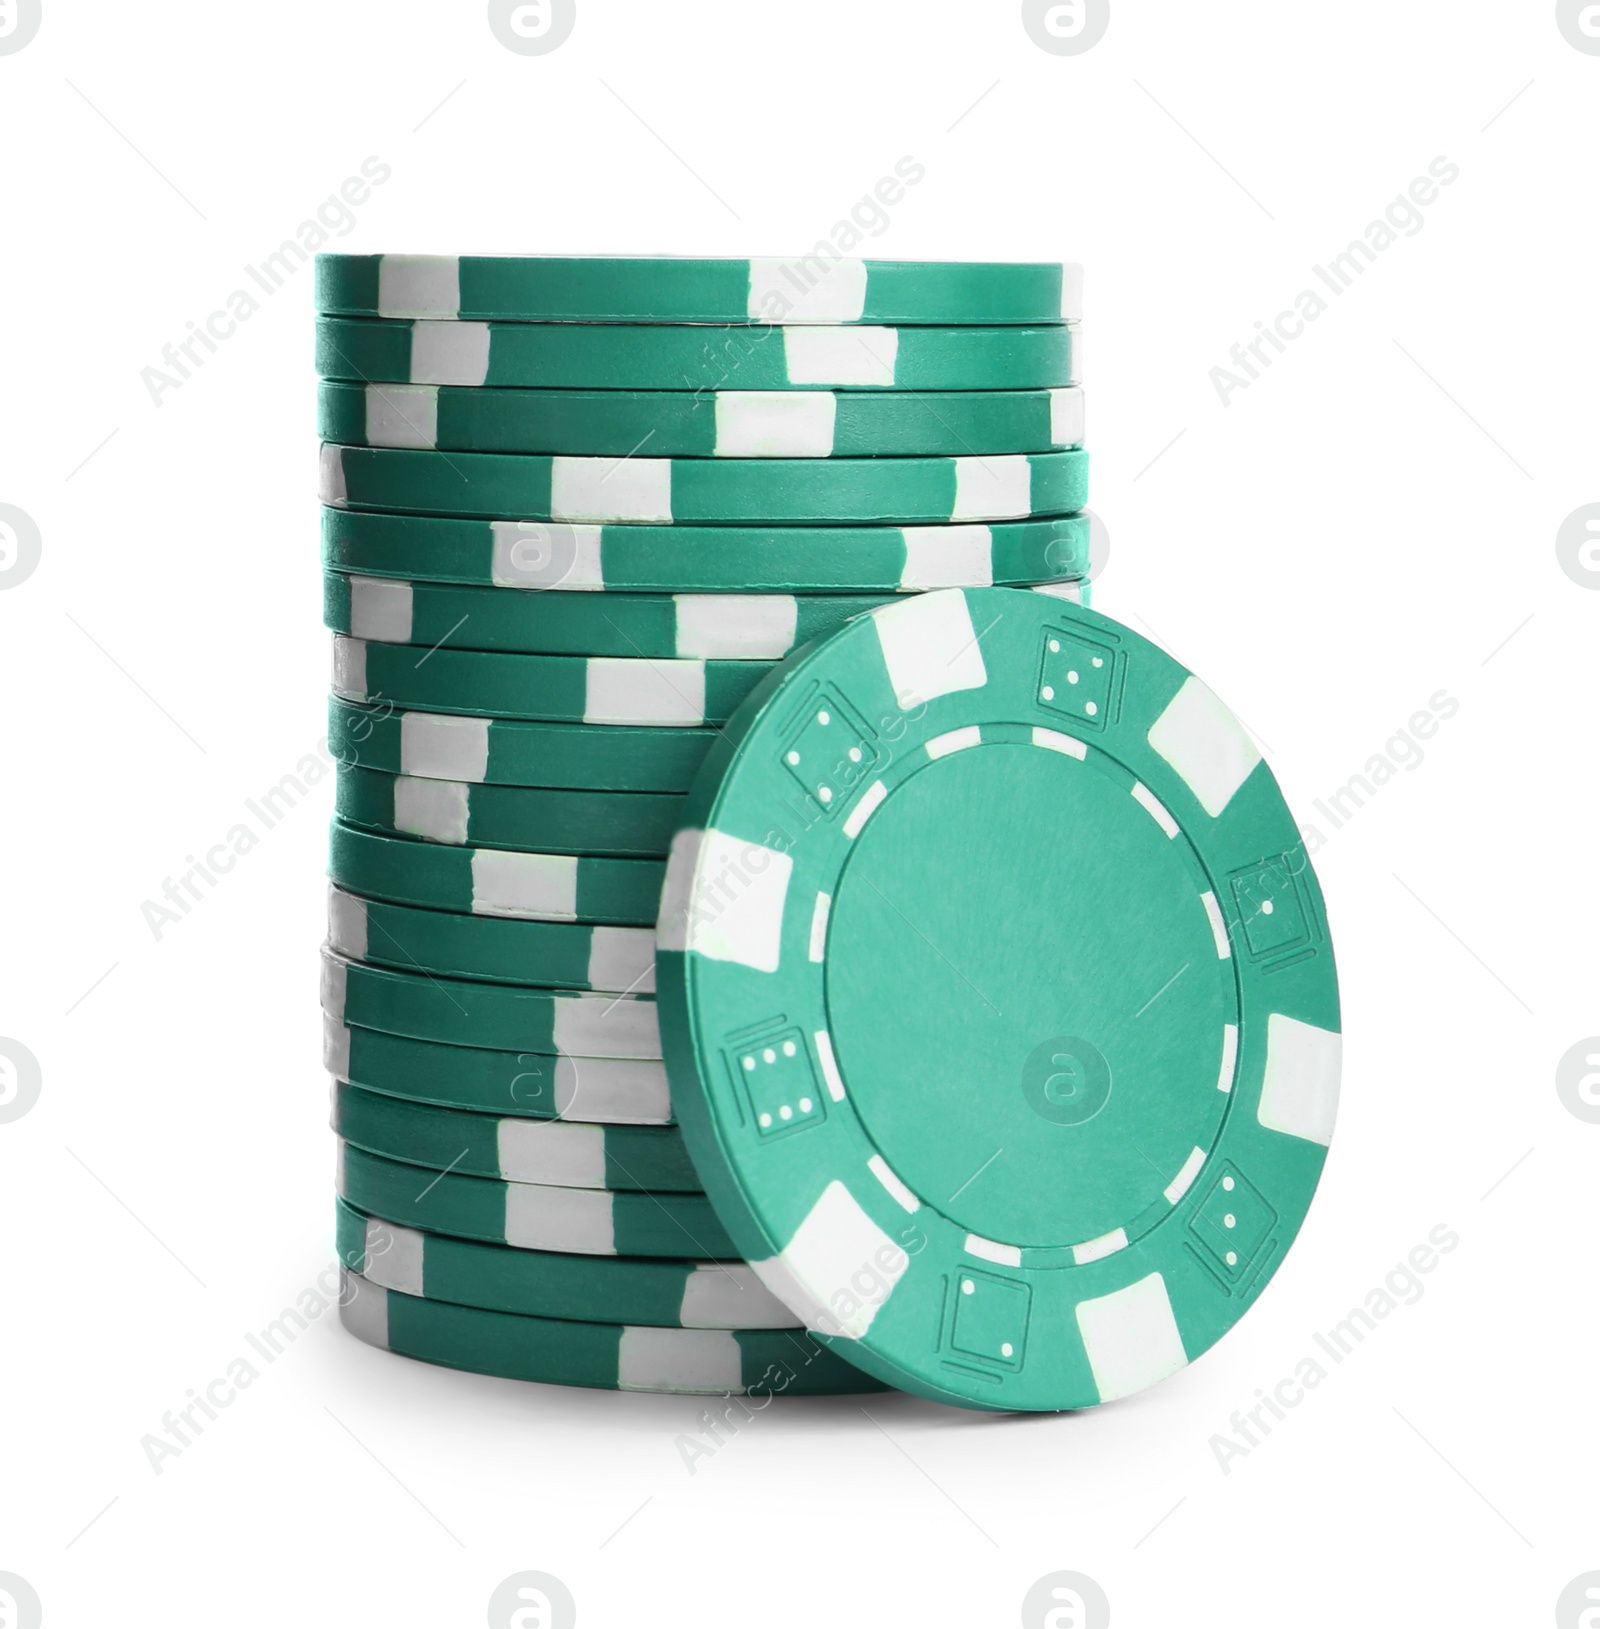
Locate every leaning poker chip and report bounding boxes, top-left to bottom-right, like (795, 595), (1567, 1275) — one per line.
(338, 1269), (883, 1395)
(329, 697), (717, 793)
(336, 1142), (731, 1259)
(332, 1083), (696, 1191)
(322, 949), (661, 1060)
(320, 507), (1091, 595)
(327, 885), (657, 994)
(314, 254), (1080, 326)
(324, 573), (892, 660)
(321, 444), (1089, 527)
(336, 764), (681, 860)
(327, 821), (665, 927)
(318, 381), (1087, 457)
(326, 1017), (675, 1125)
(335, 1197), (798, 1327)
(315, 318), (1080, 393)
(656, 587), (1341, 1413)
(332, 634), (770, 728)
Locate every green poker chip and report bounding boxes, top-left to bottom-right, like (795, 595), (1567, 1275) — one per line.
(322, 949), (660, 1060)
(327, 821), (665, 926)
(322, 444), (1087, 526)
(656, 588), (1340, 1412)
(337, 763), (680, 860)
(335, 1197), (797, 1327)
(339, 1268), (882, 1395)
(324, 572), (891, 660)
(317, 381), (1085, 456)
(327, 886), (657, 993)
(327, 1017), (675, 1124)
(337, 1142), (729, 1258)
(332, 1083), (696, 1191)
(330, 697), (716, 794)
(315, 254), (1079, 325)
(315, 317), (1078, 392)
(320, 507), (1091, 594)
(333, 634), (770, 728)
(327, 1018), (675, 1125)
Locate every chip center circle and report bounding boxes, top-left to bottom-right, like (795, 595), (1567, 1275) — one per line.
(825, 741), (1230, 1249)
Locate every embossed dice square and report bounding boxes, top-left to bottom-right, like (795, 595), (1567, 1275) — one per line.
(729, 1028), (826, 1138)
(950, 1269), (1031, 1368)
(1188, 1163), (1277, 1281)
(780, 688), (881, 815)
(1230, 859), (1311, 958)
(1035, 629), (1115, 729)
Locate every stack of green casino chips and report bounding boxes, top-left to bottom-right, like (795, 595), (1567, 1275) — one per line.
(318, 253), (1089, 1399)
(318, 257), (1342, 1414)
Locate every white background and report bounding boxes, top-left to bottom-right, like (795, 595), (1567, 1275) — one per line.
(2, 2), (1595, 1625)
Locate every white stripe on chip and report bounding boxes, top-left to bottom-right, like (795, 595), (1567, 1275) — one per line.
(898, 525), (995, 591)
(872, 588), (988, 704)
(361, 1218), (425, 1296)
(365, 384), (439, 449)
(394, 776), (470, 845)
(749, 257), (868, 323)
(472, 849), (579, 920)
(782, 325), (897, 386)
(868, 1155), (921, 1214)
(551, 456), (673, 525)
(1255, 1013), (1341, 1145)
(504, 1184), (616, 1253)
(1163, 1146), (1207, 1205)
(497, 1119), (608, 1188)
(713, 392), (837, 458)
(584, 658), (706, 726)
(952, 455), (1032, 521)
(671, 828), (791, 972)
(1075, 1273), (1188, 1403)
(400, 713), (490, 782)
(673, 594), (798, 659)
(348, 576), (415, 642)
(770, 1180), (907, 1339)
(618, 1327), (744, 1393)
(409, 320), (491, 386)
(491, 520), (603, 590)
(1146, 675), (1263, 818)
(377, 253), (461, 319)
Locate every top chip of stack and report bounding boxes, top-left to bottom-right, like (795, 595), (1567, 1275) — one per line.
(315, 253), (1082, 325)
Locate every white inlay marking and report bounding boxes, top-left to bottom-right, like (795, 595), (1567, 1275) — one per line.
(868, 1156), (921, 1215)
(1131, 781), (1180, 838)
(808, 892), (831, 963)
(926, 726), (981, 759)
(1163, 1146), (1207, 1205)
(814, 1030), (846, 1102)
